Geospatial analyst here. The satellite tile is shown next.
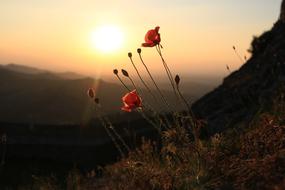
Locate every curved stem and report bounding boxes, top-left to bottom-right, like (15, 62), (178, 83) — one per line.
(95, 106), (125, 158)
(176, 86), (196, 128)
(104, 118), (131, 152)
(129, 57), (158, 102)
(128, 77), (139, 92)
(138, 53), (172, 111)
(116, 74), (131, 92)
(100, 116), (125, 158)
(156, 45), (179, 100)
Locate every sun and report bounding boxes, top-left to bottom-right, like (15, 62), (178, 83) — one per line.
(91, 25), (124, 53)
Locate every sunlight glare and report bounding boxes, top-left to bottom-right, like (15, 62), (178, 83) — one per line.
(91, 25), (124, 53)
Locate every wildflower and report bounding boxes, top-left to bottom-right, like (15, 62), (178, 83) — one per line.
(142, 26), (161, 47)
(87, 88), (95, 98)
(121, 90), (142, 112)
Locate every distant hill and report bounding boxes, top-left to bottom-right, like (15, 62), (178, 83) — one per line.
(2, 63), (47, 74)
(0, 67), (127, 124)
(0, 64), (211, 124)
(1, 63), (85, 79)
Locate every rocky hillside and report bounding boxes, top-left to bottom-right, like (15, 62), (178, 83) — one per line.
(192, 3), (285, 136)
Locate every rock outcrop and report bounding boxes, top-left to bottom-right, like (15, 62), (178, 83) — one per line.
(192, 1), (285, 135)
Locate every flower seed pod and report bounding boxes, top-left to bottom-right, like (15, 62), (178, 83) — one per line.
(137, 48), (141, 54)
(94, 98), (100, 104)
(121, 69), (129, 77)
(128, 52), (132, 58)
(87, 88), (95, 98)
(232, 46), (236, 50)
(226, 65), (230, 71)
(175, 75), (180, 86)
(113, 69), (118, 75)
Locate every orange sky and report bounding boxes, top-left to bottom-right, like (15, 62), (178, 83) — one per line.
(0, 0), (282, 79)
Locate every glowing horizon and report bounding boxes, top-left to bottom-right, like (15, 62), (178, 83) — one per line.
(0, 0), (282, 78)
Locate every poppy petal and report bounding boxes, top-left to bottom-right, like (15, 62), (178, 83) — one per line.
(142, 42), (156, 47)
(121, 106), (131, 112)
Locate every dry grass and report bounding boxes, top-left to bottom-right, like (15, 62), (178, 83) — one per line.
(82, 113), (285, 190)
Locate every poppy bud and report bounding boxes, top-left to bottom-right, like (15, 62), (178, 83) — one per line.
(226, 65), (230, 71)
(233, 46), (236, 50)
(113, 69), (118, 75)
(175, 75), (180, 86)
(128, 52), (132, 58)
(137, 48), (141, 54)
(87, 88), (95, 98)
(121, 69), (129, 77)
(94, 98), (100, 104)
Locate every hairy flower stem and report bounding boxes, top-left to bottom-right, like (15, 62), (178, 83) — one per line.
(137, 108), (161, 132)
(96, 104), (131, 153)
(134, 53), (174, 129)
(104, 118), (131, 152)
(175, 83), (200, 146)
(115, 74), (131, 92)
(156, 45), (180, 102)
(100, 116), (125, 158)
(128, 76), (141, 94)
(155, 46), (185, 129)
(138, 53), (172, 112)
(128, 57), (158, 103)
(94, 105), (125, 158)
(177, 87), (194, 118)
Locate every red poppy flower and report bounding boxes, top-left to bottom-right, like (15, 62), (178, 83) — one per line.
(121, 90), (142, 112)
(142, 26), (161, 47)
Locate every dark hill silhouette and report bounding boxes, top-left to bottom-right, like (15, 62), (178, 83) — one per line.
(0, 67), (129, 124)
(0, 65), (205, 124)
(193, 4), (285, 135)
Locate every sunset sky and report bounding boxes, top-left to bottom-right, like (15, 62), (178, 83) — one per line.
(0, 0), (282, 80)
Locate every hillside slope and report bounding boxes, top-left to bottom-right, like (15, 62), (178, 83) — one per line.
(192, 13), (285, 135)
(0, 68), (127, 124)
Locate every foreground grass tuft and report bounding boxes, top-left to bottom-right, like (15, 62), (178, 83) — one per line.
(80, 113), (285, 190)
